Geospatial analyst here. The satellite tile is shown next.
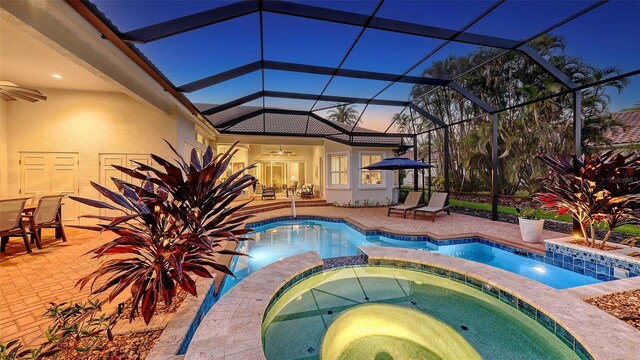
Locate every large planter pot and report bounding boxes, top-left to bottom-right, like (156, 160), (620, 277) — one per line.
(519, 218), (544, 243)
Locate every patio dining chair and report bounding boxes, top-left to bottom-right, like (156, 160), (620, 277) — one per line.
(0, 197), (32, 253)
(387, 191), (423, 218)
(25, 195), (67, 248)
(413, 192), (451, 222)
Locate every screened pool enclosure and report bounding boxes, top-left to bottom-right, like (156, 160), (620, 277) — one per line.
(69, 0), (640, 219)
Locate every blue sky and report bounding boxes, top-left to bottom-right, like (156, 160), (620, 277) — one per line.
(93, 0), (639, 131)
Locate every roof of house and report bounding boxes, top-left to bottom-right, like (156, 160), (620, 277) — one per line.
(603, 109), (640, 146)
(194, 103), (409, 147)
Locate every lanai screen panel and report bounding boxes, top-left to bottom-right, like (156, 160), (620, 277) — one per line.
(83, 0), (639, 145)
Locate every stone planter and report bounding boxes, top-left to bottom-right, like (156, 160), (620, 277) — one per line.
(519, 218), (544, 243)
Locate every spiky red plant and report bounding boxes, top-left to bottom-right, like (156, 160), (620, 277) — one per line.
(71, 142), (256, 324)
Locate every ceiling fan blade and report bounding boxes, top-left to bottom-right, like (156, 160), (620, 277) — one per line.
(8, 89), (47, 101)
(0, 92), (16, 101)
(6, 90), (38, 102)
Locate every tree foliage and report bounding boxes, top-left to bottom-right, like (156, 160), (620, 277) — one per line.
(327, 104), (360, 126)
(397, 34), (628, 195)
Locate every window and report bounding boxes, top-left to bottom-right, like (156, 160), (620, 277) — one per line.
(329, 153), (348, 186)
(196, 132), (212, 147)
(361, 153), (383, 186)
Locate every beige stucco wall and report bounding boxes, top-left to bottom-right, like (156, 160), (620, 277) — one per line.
(0, 99), (8, 198)
(2, 88), (196, 220)
(323, 140), (393, 205)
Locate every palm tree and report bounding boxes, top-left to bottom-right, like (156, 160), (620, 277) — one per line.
(327, 104), (359, 125)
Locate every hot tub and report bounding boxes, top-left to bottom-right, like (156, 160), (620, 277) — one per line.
(262, 266), (578, 360)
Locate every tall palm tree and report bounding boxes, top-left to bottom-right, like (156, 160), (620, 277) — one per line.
(327, 104), (359, 126)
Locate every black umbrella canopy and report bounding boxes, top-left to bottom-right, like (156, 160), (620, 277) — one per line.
(361, 157), (433, 170)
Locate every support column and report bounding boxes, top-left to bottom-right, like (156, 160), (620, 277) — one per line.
(573, 91), (582, 234)
(491, 113), (499, 221)
(443, 126), (450, 203)
(413, 135), (419, 192)
(428, 131), (432, 200)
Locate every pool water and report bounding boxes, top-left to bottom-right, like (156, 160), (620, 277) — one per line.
(262, 267), (579, 360)
(219, 220), (599, 296)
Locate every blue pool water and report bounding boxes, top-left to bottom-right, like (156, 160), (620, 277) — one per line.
(219, 220), (600, 295)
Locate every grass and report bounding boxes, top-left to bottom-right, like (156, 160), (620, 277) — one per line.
(449, 199), (640, 237)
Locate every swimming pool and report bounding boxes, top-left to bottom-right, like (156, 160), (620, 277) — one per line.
(262, 267), (579, 360)
(219, 219), (599, 296)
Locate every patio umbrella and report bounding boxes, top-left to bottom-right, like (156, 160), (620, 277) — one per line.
(361, 157), (433, 197)
(360, 157), (433, 171)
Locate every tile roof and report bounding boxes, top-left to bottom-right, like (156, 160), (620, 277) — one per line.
(604, 109), (640, 146)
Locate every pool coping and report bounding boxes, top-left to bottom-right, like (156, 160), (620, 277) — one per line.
(183, 248), (640, 360)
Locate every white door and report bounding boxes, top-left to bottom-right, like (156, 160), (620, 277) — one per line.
(20, 152), (79, 222)
(99, 154), (152, 216)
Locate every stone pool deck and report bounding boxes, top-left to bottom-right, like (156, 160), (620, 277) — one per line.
(0, 205), (636, 351)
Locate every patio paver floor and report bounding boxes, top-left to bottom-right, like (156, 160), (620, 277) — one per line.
(0, 206), (570, 347)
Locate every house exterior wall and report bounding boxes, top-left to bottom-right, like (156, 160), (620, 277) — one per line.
(0, 99), (8, 198)
(323, 140), (393, 205)
(1, 89), (197, 221)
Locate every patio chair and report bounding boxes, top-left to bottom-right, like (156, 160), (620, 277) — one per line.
(25, 195), (67, 247)
(261, 185), (276, 200)
(300, 184), (314, 199)
(387, 191), (423, 218)
(0, 198), (32, 253)
(413, 192), (450, 222)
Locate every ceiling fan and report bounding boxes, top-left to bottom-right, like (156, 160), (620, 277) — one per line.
(0, 81), (47, 102)
(268, 146), (295, 156)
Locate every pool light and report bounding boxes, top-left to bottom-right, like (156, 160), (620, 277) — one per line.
(533, 265), (546, 273)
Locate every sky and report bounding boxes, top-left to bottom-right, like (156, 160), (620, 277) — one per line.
(92, 0), (640, 132)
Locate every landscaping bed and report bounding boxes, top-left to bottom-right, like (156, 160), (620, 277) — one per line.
(449, 205), (635, 245)
(586, 289), (640, 331)
(45, 330), (163, 360)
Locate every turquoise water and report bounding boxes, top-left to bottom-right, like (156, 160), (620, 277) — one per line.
(262, 267), (579, 360)
(219, 220), (599, 296)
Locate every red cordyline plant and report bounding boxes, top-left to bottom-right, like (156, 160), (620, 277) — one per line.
(535, 151), (640, 249)
(70, 142), (257, 324)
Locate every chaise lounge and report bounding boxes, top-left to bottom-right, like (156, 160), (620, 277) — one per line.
(413, 192), (450, 222)
(387, 191), (422, 218)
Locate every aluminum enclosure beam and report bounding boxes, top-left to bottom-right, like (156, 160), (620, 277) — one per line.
(490, 113), (499, 221)
(177, 61), (451, 93)
(121, 1), (520, 49)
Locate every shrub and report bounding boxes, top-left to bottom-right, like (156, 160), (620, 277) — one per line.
(536, 151), (640, 249)
(71, 142), (257, 324)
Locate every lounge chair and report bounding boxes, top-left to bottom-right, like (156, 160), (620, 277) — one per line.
(413, 192), (450, 221)
(387, 191), (422, 218)
(0, 197), (32, 253)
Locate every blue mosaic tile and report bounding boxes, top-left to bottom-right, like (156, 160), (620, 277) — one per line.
(575, 341), (594, 360)
(536, 312), (556, 333)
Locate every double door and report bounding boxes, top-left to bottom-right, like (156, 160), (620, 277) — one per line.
(19, 152), (79, 222)
(99, 154), (152, 216)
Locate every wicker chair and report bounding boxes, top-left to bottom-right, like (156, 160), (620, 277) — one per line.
(261, 185), (276, 200)
(300, 184), (314, 199)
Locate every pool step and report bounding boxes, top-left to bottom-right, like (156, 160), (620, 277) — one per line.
(233, 199), (330, 217)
